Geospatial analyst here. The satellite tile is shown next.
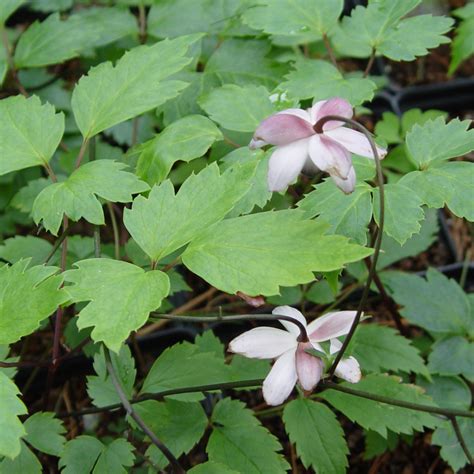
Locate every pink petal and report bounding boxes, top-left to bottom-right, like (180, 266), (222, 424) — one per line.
(262, 349), (298, 405)
(250, 111), (314, 148)
(335, 356), (361, 383)
(296, 343), (324, 391)
(329, 338), (343, 355)
(324, 127), (387, 159)
(331, 165), (356, 194)
(277, 108), (312, 123)
(272, 305), (307, 337)
(312, 98), (353, 130)
(308, 134), (352, 179)
(229, 327), (297, 359)
(307, 311), (358, 342)
(267, 138), (309, 192)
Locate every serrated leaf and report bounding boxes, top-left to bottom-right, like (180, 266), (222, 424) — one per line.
(59, 436), (135, 474)
(64, 259), (169, 352)
(141, 341), (229, 401)
(373, 183), (424, 245)
(320, 374), (438, 438)
(125, 163), (252, 262)
(449, 5), (474, 74)
(0, 441), (41, 473)
(199, 84), (276, 132)
(283, 399), (348, 474)
(24, 412), (66, 456)
(242, 0), (343, 41)
(0, 235), (54, 266)
(428, 337), (474, 382)
(350, 324), (428, 376)
(0, 372), (27, 459)
(10, 177), (51, 214)
(417, 375), (471, 410)
(298, 182), (373, 245)
(0, 0), (25, 26)
(87, 345), (136, 407)
(281, 59), (376, 105)
(182, 210), (372, 296)
(0, 261), (66, 345)
(136, 115), (222, 186)
(189, 462), (239, 474)
(208, 398), (289, 474)
(71, 35), (200, 138)
(400, 162), (474, 221)
(135, 400), (207, 469)
(406, 117), (474, 168)
(381, 268), (471, 336)
(0, 95), (64, 176)
(32, 160), (148, 235)
(363, 430), (398, 460)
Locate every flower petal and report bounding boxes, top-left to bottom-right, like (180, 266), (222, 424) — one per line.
(308, 134), (352, 179)
(335, 356), (361, 383)
(262, 349), (298, 405)
(324, 127), (387, 159)
(329, 338), (343, 355)
(229, 327), (297, 359)
(331, 165), (356, 194)
(307, 311), (358, 342)
(277, 108), (312, 123)
(296, 344), (324, 391)
(250, 112), (314, 148)
(267, 138), (309, 192)
(272, 305), (307, 336)
(313, 98), (353, 130)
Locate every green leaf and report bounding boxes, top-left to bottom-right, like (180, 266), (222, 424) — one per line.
(23, 412), (66, 456)
(449, 5), (474, 74)
(0, 95), (64, 176)
(71, 35), (200, 138)
(125, 163), (252, 262)
(428, 337), (474, 382)
(0, 372), (27, 459)
(401, 109), (448, 137)
(0, 0), (25, 26)
(64, 259), (169, 353)
(32, 160), (148, 235)
(319, 374), (438, 438)
(298, 182), (373, 245)
(281, 59), (376, 105)
(363, 430), (398, 460)
(417, 375), (471, 410)
(59, 436), (135, 474)
(0, 346), (18, 379)
(242, 0), (343, 41)
(208, 398), (289, 474)
(136, 115), (222, 186)
(432, 419), (474, 472)
(189, 462), (239, 474)
(350, 324), (428, 376)
(374, 112), (402, 145)
(406, 117), (474, 168)
(381, 268), (471, 336)
(0, 236), (54, 266)
(373, 183), (424, 245)
(205, 39), (286, 89)
(28, 0), (73, 12)
(141, 341), (229, 401)
(135, 399), (207, 469)
(0, 441), (41, 474)
(199, 84), (276, 132)
(283, 399), (348, 474)
(87, 345), (137, 407)
(10, 177), (51, 214)
(0, 261), (66, 345)
(182, 210), (372, 296)
(400, 162), (474, 221)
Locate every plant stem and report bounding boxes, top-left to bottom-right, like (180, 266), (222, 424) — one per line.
(313, 115), (385, 377)
(322, 33), (339, 70)
(104, 348), (185, 474)
(450, 416), (473, 465)
(364, 48), (376, 77)
(44, 226), (72, 264)
(107, 202), (121, 260)
(74, 138), (90, 169)
(1, 28), (28, 96)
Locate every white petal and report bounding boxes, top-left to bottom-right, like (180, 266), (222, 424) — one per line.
(335, 356), (361, 383)
(325, 127), (387, 160)
(308, 134), (352, 179)
(272, 306), (307, 336)
(267, 138), (309, 192)
(308, 100), (327, 124)
(307, 311), (358, 342)
(296, 343), (324, 391)
(277, 107), (312, 123)
(329, 338), (343, 355)
(262, 349), (298, 405)
(331, 166), (356, 194)
(229, 327), (297, 359)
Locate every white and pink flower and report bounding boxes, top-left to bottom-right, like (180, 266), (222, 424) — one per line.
(229, 306), (361, 406)
(249, 97), (387, 194)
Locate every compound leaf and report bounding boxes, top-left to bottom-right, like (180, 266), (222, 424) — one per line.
(23, 412), (66, 456)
